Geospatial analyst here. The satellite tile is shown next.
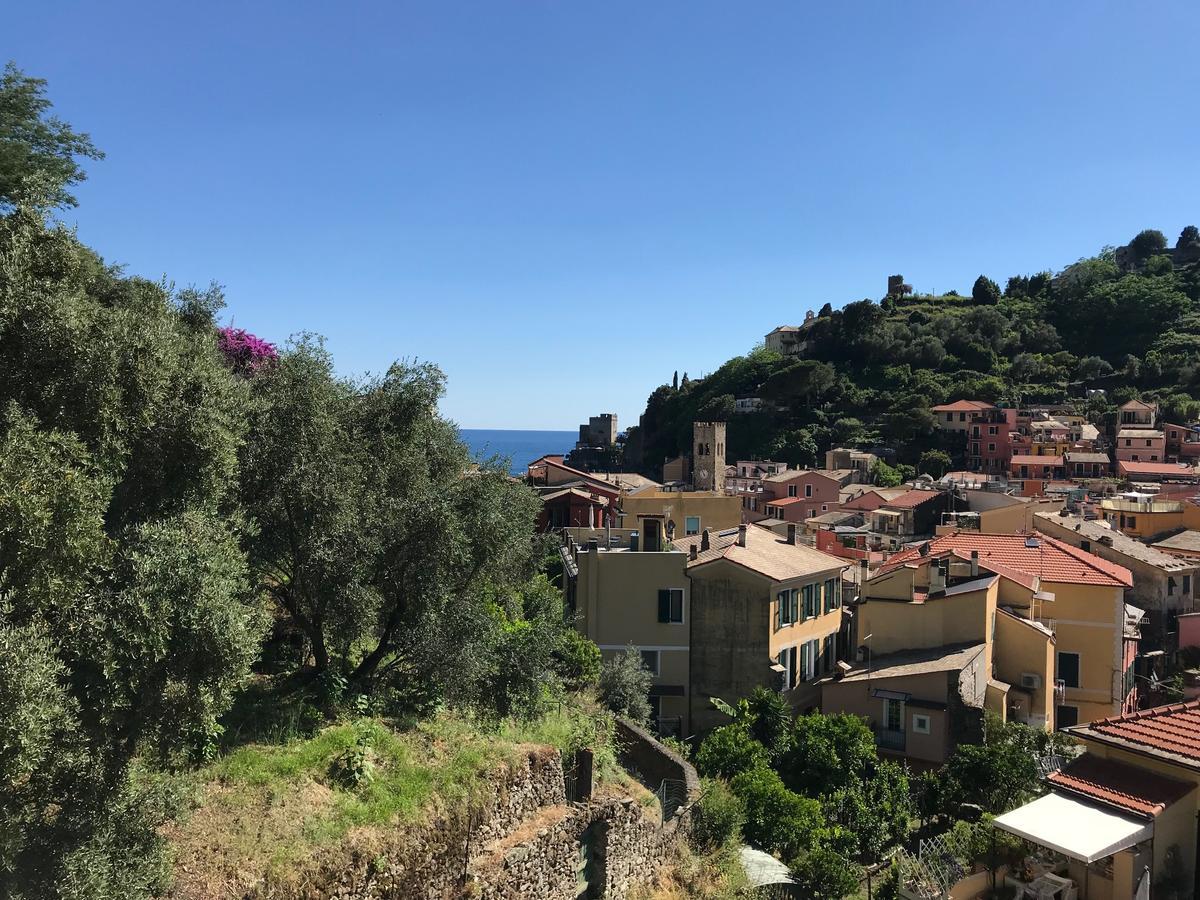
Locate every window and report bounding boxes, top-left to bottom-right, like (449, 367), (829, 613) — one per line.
(823, 577), (841, 613)
(777, 589), (799, 628)
(807, 509), (816, 518)
(802, 584), (819, 620)
(788, 484), (797, 497)
(1125, 439), (1132, 447)
(821, 504), (828, 512)
(804, 484), (813, 498)
(1128, 516), (1137, 528)
(1169, 577), (1176, 596)
(657, 588), (684, 623)
(883, 698), (903, 731)
(912, 714), (931, 734)
(1185, 575), (1192, 594)
(640, 649), (660, 675)
(798, 639), (821, 681)
(1147, 439), (1153, 447)
(1080, 539), (1090, 552)
(1057, 651), (1080, 689)
(988, 426), (997, 435)
(946, 412), (953, 422)
(988, 443), (996, 452)
(777, 646), (796, 690)
(685, 516), (701, 536)
(959, 412), (967, 422)
(1056, 705), (1079, 729)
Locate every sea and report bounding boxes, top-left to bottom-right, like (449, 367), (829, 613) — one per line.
(459, 429), (578, 476)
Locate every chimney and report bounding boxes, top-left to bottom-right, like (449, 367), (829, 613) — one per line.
(587, 539), (599, 554)
(970, 550), (979, 578)
(689, 543), (698, 561)
(701, 529), (711, 551)
(737, 524), (748, 547)
(929, 559), (947, 594)
(787, 523), (798, 545)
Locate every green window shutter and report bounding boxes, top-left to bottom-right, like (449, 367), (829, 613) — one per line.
(658, 589), (671, 623)
(799, 642), (809, 682)
(775, 593), (783, 630)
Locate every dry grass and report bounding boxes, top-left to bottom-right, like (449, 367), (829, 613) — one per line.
(164, 701), (614, 898)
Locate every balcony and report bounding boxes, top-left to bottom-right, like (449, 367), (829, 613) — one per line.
(875, 727), (906, 752)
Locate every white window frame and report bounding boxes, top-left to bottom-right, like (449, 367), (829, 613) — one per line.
(640, 649), (660, 675)
(804, 483), (813, 498)
(912, 713), (931, 734)
(684, 515), (701, 536)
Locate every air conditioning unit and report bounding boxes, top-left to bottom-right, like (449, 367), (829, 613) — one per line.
(1020, 673), (1042, 690)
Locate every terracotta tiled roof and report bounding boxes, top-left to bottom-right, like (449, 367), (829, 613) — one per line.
(932, 400), (995, 413)
(765, 496), (804, 507)
(1011, 454), (1064, 466)
(1048, 754), (1195, 818)
(879, 532), (1132, 588)
(881, 489), (942, 510)
(671, 524), (845, 582)
(1071, 700), (1200, 768)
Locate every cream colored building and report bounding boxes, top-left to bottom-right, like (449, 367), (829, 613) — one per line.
(617, 488), (742, 547)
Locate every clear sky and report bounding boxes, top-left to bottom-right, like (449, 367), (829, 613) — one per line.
(8, 2), (1200, 429)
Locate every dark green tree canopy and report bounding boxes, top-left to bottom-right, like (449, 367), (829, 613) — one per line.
(0, 63), (103, 210)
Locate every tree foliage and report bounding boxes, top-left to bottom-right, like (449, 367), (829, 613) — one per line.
(0, 63), (103, 210)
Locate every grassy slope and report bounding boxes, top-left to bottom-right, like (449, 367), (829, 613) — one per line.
(165, 702), (617, 898)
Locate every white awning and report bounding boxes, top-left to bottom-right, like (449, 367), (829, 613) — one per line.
(994, 792), (1152, 863)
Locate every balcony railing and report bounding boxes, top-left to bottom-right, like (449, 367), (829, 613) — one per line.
(875, 728), (906, 752)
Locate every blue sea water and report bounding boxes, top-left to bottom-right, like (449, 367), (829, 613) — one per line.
(459, 428), (578, 475)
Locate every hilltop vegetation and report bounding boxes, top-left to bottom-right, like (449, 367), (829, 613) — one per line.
(0, 65), (595, 899)
(627, 228), (1200, 473)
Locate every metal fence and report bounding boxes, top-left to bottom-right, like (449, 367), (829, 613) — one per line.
(656, 778), (690, 825)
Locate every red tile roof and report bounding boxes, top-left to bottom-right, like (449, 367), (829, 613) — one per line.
(1011, 454), (1064, 466)
(932, 400), (995, 413)
(880, 532), (1132, 588)
(1048, 754), (1194, 818)
(1072, 699), (1200, 767)
(881, 489), (942, 510)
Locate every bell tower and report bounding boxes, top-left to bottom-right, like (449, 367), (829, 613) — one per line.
(692, 421), (727, 493)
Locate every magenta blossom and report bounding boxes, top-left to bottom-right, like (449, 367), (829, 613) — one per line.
(217, 326), (278, 376)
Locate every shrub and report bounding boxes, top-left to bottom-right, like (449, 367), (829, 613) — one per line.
(554, 628), (601, 690)
(730, 765), (823, 859)
(690, 778), (746, 850)
(789, 846), (862, 900)
(695, 724), (768, 779)
(598, 645), (652, 724)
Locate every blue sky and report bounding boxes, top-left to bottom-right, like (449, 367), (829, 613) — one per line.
(9, 2), (1200, 429)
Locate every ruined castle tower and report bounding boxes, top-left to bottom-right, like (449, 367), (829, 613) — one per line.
(692, 421), (727, 493)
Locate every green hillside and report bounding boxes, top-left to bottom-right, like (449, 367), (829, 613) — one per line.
(625, 228), (1200, 476)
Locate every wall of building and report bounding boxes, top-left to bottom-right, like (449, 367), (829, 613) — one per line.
(821, 671), (953, 765)
(575, 547), (692, 732)
(993, 610), (1055, 729)
(856, 583), (995, 657)
(688, 562), (773, 735)
(618, 491), (742, 536)
(1040, 580), (1124, 724)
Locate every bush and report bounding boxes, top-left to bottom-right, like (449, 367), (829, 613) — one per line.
(789, 846), (862, 900)
(730, 765), (823, 859)
(695, 724), (769, 779)
(554, 628), (601, 690)
(690, 778), (746, 850)
(597, 645), (652, 724)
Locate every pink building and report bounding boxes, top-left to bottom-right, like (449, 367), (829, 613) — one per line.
(1115, 428), (1165, 463)
(967, 407), (1019, 473)
(761, 470), (842, 522)
(1165, 423), (1200, 462)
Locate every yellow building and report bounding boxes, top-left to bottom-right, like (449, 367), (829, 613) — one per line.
(678, 523), (847, 735)
(996, 700), (1200, 900)
(846, 532), (1135, 734)
(617, 488), (743, 545)
(566, 534), (692, 735)
(1100, 495), (1200, 540)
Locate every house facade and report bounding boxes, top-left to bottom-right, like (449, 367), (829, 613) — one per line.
(681, 524), (847, 734)
(1115, 428), (1165, 463)
(873, 532), (1136, 728)
(760, 470), (843, 522)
